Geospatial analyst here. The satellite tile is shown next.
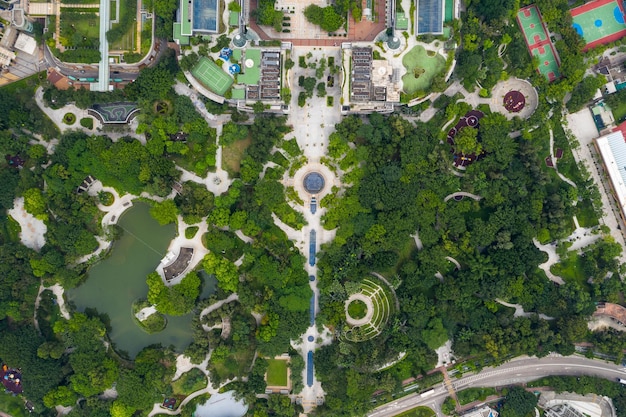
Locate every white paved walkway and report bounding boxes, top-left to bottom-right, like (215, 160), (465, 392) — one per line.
(96, 0), (110, 92)
(8, 197), (46, 251)
(566, 109), (626, 265)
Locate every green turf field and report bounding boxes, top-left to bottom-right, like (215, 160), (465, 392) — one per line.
(572, 0), (626, 44)
(517, 5), (561, 81)
(532, 44), (561, 80)
(517, 6), (547, 46)
(191, 57), (234, 95)
(266, 359), (288, 387)
(237, 48), (261, 85)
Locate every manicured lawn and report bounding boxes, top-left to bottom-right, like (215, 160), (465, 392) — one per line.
(348, 299), (367, 319)
(60, 12), (99, 47)
(551, 251), (587, 285)
(172, 368), (207, 396)
(222, 137), (251, 174)
(612, 100), (626, 123)
(402, 46), (445, 94)
(109, 0), (138, 51)
(396, 406), (436, 417)
(576, 199), (599, 227)
(266, 359), (289, 387)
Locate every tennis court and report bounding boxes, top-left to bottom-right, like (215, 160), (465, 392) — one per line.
(571, 0), (626, 50)
(517, 5), (561, 82)
(191, 57), (233, 95)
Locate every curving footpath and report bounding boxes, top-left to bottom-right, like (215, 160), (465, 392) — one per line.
(532, 238), (565, 285)
(444, 192), (483, 202)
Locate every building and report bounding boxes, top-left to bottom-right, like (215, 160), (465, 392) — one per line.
(462, 406), (499, 417)
(594, 130), (626, 225)
(173, 0), (220, 44)
(595, 55), (626, 94)
(14, 33), (37, 55)
(343, 46), (401, 113)
(545, 404), (585, 417)
(0, 46), (16, 67)
(416, 0), (444, 35)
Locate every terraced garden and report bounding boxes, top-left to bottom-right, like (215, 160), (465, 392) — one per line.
(344, 278), (393, 342)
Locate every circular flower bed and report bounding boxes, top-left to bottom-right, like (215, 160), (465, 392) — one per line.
(63, 113), (76, 125)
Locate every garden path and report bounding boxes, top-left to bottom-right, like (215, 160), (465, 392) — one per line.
(549, 128), (578, 189)
(495, 299), (554, 320)
(8, 197), (46, 251)
(443, 192), (482, 202)
(533, 238), (565, 285)
(566, 109), (626, 265)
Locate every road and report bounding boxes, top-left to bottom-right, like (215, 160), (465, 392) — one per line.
(368, 355), (626, 417)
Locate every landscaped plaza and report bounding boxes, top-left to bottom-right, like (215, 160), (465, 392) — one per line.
(4, 0), (626, 416)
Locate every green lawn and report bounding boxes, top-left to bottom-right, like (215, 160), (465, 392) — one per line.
(171, 368), (207, 396)
(60, 12), (99, 47)
(396, 406), (436, 417)
(266, 359), (289, 387)
(109, 0), (138, 51)
(222, 137), (251, 174)
(401, 46), (445, 94)
(576, 199), (599, 227)
(348, 299), (367, 319)
(612, 100), (626, 123)
(550, 251), (587, 285)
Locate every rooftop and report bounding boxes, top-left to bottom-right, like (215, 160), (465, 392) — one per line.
(417, 0), (444, 34)
(595, 130), (626, 217)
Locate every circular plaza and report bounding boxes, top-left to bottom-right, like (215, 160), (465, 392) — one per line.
(490, 77), (538, 120)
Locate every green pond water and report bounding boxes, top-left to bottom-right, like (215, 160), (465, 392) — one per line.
(67, 203), (215, 358)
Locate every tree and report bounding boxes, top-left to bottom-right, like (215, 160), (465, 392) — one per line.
(471, 0), (516, 23)
(253, 101), (267, 114)
(202, 252), (239, 292)
(146, 271), (201, 315)
(220, 121), (249, 146)
(567, 75), (606, 112)
(304, 5), (344, 32)
(150, 200), (178, 225)
(501, 386), (538, 417)
(44, 386), (78, 408)
(421, 318), (448, 350)
(454, 127), (482, 155)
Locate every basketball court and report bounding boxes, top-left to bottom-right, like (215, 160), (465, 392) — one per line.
(191, 57), (233, 95)
(517, 5), (561, 81)
(571, 0), (626, 50)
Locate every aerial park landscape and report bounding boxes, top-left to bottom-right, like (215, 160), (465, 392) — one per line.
(2, 0), (626, 416)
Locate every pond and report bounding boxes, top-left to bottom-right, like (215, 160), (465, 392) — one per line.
(67, 203), (216, 358)
(194, 391), (248, 417)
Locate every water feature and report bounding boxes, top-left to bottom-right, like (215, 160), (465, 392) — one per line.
(193, 391), (248, 417)
(68, 203), (216, 358)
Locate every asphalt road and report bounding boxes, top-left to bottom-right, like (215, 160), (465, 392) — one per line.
(42, 37), (169, 83)
(368, 355), (626, 417)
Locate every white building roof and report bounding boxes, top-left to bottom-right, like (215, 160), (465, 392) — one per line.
(14, 33), (37, 55)
(0, 46), (16, 66)
(595, 130), (626, 217)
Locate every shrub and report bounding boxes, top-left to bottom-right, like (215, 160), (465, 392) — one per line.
(185, 226), (199, 239)
(79, 117), (93, 129)
(62, 113), (76, 125)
